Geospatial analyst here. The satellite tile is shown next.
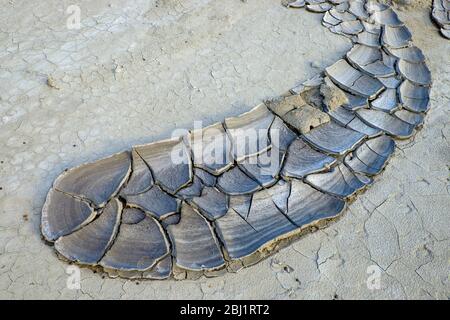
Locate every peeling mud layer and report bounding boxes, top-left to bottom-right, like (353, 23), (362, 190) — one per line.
(432, 0), (450, 39)
(38, 0), (439, 280)
(0, 0), (449, 299)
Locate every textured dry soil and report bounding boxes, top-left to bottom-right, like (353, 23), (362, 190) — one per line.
(0, 0), (448, 299)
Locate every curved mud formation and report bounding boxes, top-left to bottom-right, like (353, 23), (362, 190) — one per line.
(41, 0), (432, 280)
(432, 0), (450, 39)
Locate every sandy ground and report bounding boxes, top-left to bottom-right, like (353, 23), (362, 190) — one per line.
(0, 0), (448, 299)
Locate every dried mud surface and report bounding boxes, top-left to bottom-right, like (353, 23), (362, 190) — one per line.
(0, 0), (448, 299)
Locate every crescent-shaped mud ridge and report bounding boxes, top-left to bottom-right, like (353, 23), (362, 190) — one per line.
(41, 0), (433, 280)
(432, 0), (450, 39)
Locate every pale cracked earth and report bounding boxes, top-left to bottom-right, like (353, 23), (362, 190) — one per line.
(0, 0), (449, 299)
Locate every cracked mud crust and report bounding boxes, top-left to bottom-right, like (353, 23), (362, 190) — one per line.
(431, 0), (450, 39)
(37, 0), (440, 281)
(1, 0), (448, 298)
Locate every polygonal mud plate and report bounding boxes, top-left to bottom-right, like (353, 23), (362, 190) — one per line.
(40, 1), (433, 280)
